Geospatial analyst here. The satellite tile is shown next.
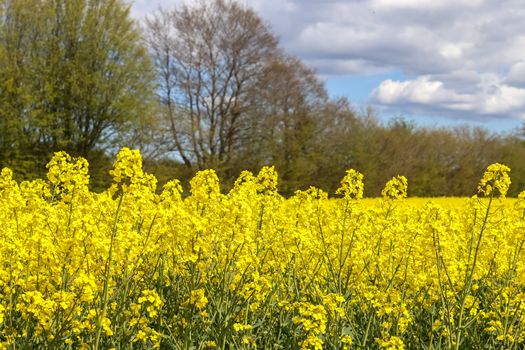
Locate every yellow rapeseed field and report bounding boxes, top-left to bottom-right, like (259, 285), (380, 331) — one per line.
(0, 149), (523, 349)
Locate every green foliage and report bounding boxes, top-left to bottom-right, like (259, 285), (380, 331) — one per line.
(2, 0), (525, 197)
(0, 0), (156, 183)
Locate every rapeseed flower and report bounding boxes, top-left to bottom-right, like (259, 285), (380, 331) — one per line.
(0, 153), (522, 349)
(478, 163), (511, 198)
(336, 169), (364, 200)
(381, 175), (408, 199)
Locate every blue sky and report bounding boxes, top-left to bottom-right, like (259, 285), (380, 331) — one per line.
(130, 0), (525, 133)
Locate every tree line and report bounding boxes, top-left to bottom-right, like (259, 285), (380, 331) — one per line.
(1, 0), (525, 197)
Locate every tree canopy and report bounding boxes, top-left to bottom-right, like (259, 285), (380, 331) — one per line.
(1, 0), (525, 196)
(0, 0), (156, 181)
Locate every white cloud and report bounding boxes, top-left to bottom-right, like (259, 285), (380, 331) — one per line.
(480, 84), (525, 115)
(439, 43), (470, 60)
(266, 0), (525, 122)
(371, 77), (465, 105)
(371, 76), (525, 119)
(371, 0), (484, 10)
(130, 0), (525, 122)
(507, 62), (525, 87)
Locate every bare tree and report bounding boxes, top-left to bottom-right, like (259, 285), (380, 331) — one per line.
(239, 55), (329, 190)
(146, 0), (279, 171)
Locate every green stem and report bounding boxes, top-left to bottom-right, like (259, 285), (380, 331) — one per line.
(93, 193), (124, 350)
(455, 194), (493, 350)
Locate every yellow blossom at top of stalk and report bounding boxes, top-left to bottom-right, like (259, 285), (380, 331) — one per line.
(0, 167), (21, 202)
(381, 175), (408, 200)
(234, 170), (256, 189)
(109, 147), (157, 194)
(0, 168), (17, 192)
(336, 169), (364, 200)
(109, 147), (144, 184)
(477, 163), (511, 198)
(256, 166), (278, 194)
(46, 151), (89, 194)
(160, 179), (183, 203)
(190, 169), (221, 201)
(229, 170), (257, 197)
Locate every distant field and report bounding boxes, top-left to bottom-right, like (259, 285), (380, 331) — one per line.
(361, 196), (517, 208)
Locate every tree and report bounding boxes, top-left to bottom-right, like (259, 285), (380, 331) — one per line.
(241, 55), (329, 193)
(146, 0), (279, 172)
(0, 0), (156, 180)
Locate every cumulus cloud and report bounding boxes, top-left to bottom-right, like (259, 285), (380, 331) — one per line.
(507, 62), (525, 87)
(251, 0), (525, 121)
(371, 76), (525, 119)
(371, 77), (462, 105)
(131, 0), (525, 122)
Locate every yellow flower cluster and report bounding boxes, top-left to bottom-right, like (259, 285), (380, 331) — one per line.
(292, 302), (328, 349)
(186, 289), (208, 310)
(477, 162), (511, 198)
(336, 169), (364, 200)
(381, 175), (408, 199)
(0, 150), (523, 349)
